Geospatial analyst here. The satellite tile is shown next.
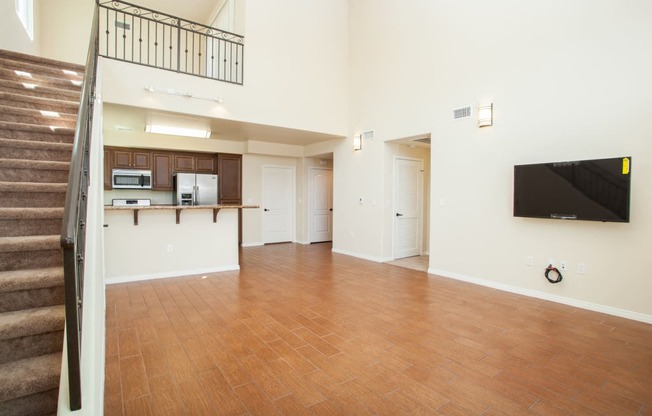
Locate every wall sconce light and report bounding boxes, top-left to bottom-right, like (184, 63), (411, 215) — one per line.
(353, 134), (362, 151)
(478, 103), (493, 127)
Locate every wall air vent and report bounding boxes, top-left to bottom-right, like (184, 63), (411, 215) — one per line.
(453, 106), (472, 120)
(115, 20), (131, 30)
(361, 130), (375, 140)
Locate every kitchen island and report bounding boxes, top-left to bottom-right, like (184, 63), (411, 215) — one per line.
(104, 205), (258, 284)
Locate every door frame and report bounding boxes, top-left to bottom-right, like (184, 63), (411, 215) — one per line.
(308, 167), (333, 243)
(392, 156), (424, 259)
(261, 164), (296, 244)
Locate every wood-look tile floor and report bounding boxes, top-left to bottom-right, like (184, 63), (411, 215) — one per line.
(105, 243), (652, 415)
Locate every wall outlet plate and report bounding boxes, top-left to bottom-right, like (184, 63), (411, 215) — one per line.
(526, 256), (534, 267)
(577, 262), (586, 274)
(559, 260), (567, 271)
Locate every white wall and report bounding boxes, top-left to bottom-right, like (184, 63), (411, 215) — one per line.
(39, 0), (94, 64)
(100, 0), (348, 138)
(344, 0), (652, 319)
(0, 0), (40, 56)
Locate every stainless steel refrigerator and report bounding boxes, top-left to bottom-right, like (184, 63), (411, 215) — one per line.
(173, 173), (218, 206)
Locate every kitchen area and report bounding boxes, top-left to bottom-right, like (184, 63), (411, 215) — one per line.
(103, 145), (257, 284)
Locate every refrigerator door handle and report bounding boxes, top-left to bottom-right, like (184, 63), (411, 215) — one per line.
(193, 185), (198, 205)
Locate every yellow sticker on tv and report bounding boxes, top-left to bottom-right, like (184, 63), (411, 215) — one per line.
(622, 157), (630, 175)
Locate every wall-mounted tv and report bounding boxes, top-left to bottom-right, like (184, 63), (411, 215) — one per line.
(513, 156), (631, 223)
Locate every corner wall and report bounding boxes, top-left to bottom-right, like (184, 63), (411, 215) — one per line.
(345, 0), (652, 319)
(0, 0), (40, 56)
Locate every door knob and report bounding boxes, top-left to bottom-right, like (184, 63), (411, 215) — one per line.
(396, 213), (403, 217)
(264, 208), (270, 211)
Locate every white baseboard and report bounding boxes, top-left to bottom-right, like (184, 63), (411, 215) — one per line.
(331, 248), (392, 263)
(241, 242), (264, 248)
(106, 265), (240, 285)
(428, 268), (652, 325)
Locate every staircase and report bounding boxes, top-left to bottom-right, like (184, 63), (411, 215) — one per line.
(0, 49), (83, 416)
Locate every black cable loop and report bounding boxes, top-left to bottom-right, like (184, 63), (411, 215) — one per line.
(545, 264), (563, 284)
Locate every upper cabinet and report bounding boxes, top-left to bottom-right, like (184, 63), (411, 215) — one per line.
(152, 153), (173, 191)
(174, 153), (217, 173)
(218, 153), (242, 203)
(112, 149), (151, 169)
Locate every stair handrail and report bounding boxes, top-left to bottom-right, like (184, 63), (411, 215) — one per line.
(60, 3), (100, 411)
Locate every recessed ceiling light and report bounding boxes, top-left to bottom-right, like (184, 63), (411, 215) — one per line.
(145, 124), (211, 139)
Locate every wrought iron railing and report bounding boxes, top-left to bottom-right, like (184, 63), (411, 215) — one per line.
(60, 4), (99, 411)
(97, 0), (244, 84)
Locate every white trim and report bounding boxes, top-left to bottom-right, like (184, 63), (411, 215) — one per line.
(241, 242), (264, 248)
(428, 268), (652, 324)
(296, 240), (311, 245)
(332, 248), (392, 263)
(106, 265), (239, 285)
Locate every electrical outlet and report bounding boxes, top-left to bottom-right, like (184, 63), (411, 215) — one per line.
(526, 256), (534, 267)
(559, 260), (567, 271)
(166, 244), (173, 253)
(577, 262), (586, 274)
(548, 258), (555, 267)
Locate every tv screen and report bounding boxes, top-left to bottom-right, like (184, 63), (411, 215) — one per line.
(514, 156), (631, 222)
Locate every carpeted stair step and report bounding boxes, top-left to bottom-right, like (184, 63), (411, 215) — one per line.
(0, 352), (62, 403)
(0, 138), (72, 162)
(0, 91), (79, 114)
(0, 78), (81, 101)
(0, 181), (67, 208)
(0, 68), (82, 93)
(0, 158), (70, 183)
(0, 207), (64, 237)
(0, 305), (64, 364)
(0, 235), (62, 272)
(0, 388), (59, 416)
(0, 121), (74, 144)
(0, 104), (77, 129)
(0, 51), (84, 81)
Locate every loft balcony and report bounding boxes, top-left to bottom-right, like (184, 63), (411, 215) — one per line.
(97, 0), (244, 85)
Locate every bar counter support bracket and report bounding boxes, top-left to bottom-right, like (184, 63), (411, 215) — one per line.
(133, 210), (139, 226)
(213, 208), (221, 223)
(176, 209), (182, 224)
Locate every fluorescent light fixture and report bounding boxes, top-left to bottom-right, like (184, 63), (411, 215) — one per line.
(40, 110), (60, 118)
(478, 103), (493, 127)
(15, 70), (32, 78)
(353, 134), (362, 151)
(145, 124), (211, 139)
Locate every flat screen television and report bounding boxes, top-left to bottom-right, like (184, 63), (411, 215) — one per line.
(513, 156), (631, 223)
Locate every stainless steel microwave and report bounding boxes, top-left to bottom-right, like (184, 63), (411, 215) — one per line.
(112, 169), (152, 189)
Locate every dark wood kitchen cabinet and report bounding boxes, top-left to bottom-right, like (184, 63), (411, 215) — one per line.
(218, 153), (242, 204)
(174, 153), (216, 173)
(111, 148), (151, 170)
(104, 148), (112, 189)
(152, 153), (173, 190)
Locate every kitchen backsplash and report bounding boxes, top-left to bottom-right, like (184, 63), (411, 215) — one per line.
(104, 190), (174, 206)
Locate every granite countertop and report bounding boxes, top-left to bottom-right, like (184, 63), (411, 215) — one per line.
(105, 204), (259, 210)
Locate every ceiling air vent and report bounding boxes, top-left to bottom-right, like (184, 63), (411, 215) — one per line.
(453, 106), (472, 120)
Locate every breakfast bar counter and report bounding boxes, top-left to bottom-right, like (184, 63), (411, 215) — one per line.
(103, 205), (258, 284)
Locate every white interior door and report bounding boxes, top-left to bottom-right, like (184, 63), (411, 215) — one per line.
(394, 158), (423, 259)
(262, 166), (295, 244)
(309, 168), (333, 243)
